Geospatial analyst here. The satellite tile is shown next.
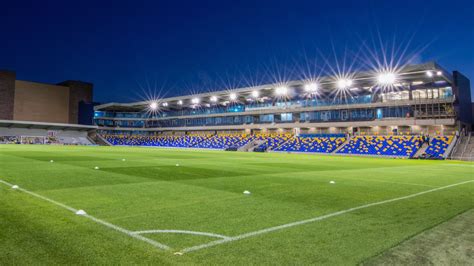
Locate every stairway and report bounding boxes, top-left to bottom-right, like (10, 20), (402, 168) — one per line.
(332, 137), (352, 154)
(239, 139), (265, 152)
(450, 133), (474, 161)
(412, 143), (429, 158)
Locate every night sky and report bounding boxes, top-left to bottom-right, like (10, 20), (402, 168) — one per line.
(1, 0), (473, 103)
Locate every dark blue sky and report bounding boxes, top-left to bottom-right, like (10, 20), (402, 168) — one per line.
(1, 0), (473, 103)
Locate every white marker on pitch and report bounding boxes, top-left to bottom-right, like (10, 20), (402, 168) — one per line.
(122, 159), (126, 161)
(176, 163), (180, 167)
(50, 160), (54, 163)
(94, 166), (100, 170)
(12, 185), (19, 189)
(329, 181), (335, 184)
(243, 190), (251, 195)
(75, 209), (87, 215)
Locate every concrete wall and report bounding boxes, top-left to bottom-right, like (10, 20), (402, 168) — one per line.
(13, 80), (70, 123)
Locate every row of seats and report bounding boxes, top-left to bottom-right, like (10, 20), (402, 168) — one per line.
(105, 134), (210, 147)
(424, 136), (453, 159)
(192, 134), (253, 149)
(275, 137), (346, 153)
(254, 133), (293, 151)
(104, 134), (453, 158)
(336, 136), (423, 157)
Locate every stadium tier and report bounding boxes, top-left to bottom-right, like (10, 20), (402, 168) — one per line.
(336, 135), (422, 157)
(424, 135), (454, 159)
(275, 135), (346, 153)
(192, 133), (253, 149)
(101, 133), (455, 159)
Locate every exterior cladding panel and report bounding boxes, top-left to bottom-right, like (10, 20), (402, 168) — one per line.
(452, 71), (472, 127)
(0, 70), (16, 120)
(57, 81), (93, 124)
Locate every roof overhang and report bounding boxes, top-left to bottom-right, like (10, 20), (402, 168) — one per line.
(0, 120), (98, 131)
(95, 62), (454, 112)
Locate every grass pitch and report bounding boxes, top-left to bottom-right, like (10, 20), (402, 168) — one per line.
(0, 144), (473, 265)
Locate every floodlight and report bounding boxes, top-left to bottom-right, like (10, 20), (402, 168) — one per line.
(337, 79), (353, 89)
(304, 83), (318, 92)
(177, 100), (183, 105)
(162, 102), (168, 107)
(377, 72), (396, 85)
(191, 98), (200, 104)
(149, 102), (158, 110)
(436, 71), (442, 76)
(210, 95), (217, 102)
(275, 86), (288, 95)
(426, 71), (433, 77)
(229, 93), (237, 101)
(252, 90), (259, 98)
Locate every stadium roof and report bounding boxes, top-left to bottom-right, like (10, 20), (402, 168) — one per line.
(0, 120), (97, 131)
(95, 62), (453, 112)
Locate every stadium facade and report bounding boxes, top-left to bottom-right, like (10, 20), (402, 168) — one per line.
(91, 62), (473, 160)
(94, 62), (471, 135)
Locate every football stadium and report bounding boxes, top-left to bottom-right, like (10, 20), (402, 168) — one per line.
(1, 59), (473, 264)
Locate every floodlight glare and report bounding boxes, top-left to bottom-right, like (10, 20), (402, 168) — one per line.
(191, 98), (200, 104)
(275, 86), (288, 95)
(229, 93), (237, 101)
(436, 71), (442, 76)
(377, 72), (396, 85)
(177, 100), (183, 105)
(251, 90), (259, 98)
(337, 79), (353, 89)
(304, 83), (318, 92)
(162, 102), (168, 107)
(210, 95), (217, 102)
(426, 71), (433, 77)
(149, 102), (158, 110)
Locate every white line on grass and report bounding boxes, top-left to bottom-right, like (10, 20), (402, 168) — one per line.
(181, 179), (474, 253)
(133, 230), (231, 240)
(0, 179), (171, 251)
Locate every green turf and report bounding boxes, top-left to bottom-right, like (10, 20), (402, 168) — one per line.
(0, 144), (473, 265)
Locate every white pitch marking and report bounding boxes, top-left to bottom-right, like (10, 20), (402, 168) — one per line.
(181, 180), (474, 253)
(132, 229), (231, 240)
(0, 179), (170, 251)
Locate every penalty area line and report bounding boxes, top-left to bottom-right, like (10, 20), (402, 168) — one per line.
(0, 179), (171, 251)
(181, 179), (474, 253)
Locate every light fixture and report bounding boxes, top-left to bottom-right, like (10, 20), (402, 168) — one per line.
(426, 71), (433, 77)
(162, 102), (168, 107)
(304, 83), (318, 92)
(337, 79), (353, 89)
(210, 95), (217, 102)
(275, 86), (288, 95)
(177, 100), (183, 105)
(149, 102), (158, 110)
(251, 90), (259, 98)
(191, 98), (200, 104)
(377, 72), (396, 85)
(229, 93), (237, 101)
(436, 71), (442, 76)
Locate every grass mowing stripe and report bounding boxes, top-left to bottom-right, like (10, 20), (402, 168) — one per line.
(181, 179), (474, 253)
(0, 179), (171, 251)
(132, 230), (231, 240)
